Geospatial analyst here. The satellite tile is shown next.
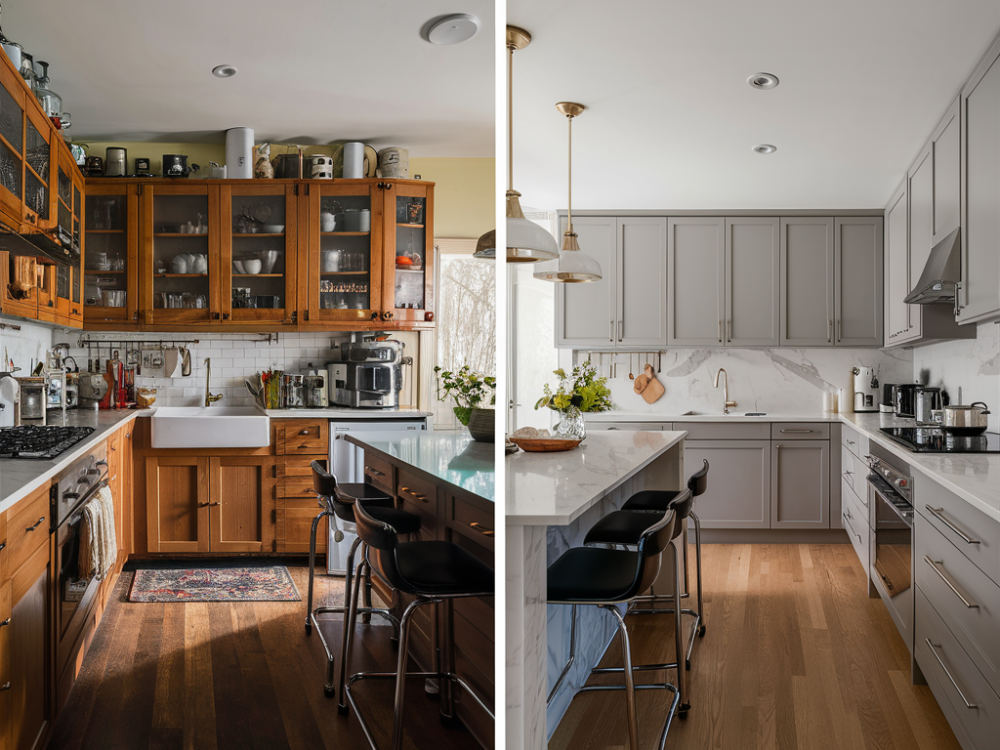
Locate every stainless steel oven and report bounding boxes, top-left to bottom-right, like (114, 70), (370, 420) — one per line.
(865, 454), (915, 651)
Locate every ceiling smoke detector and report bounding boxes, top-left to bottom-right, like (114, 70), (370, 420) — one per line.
(753, 144), (778, 154)
(212, 64), (238, 78)
(425, 14), (481, 45)
(747, 72), (779, 90)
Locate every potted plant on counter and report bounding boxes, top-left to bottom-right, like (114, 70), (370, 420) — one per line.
(434, 365), (496, 441)
(534, 361), (612, 440)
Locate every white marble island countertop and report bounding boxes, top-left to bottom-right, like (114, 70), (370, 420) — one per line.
(506, 430), (686, 526)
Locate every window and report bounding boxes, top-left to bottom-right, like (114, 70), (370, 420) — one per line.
(433, 240), (496, 429)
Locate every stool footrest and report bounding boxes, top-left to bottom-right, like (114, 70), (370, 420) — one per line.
(592, 662), (680, 674)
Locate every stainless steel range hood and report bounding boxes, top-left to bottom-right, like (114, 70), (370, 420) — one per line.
(904, 227), (961, 305)
(0, 224), (76, 266)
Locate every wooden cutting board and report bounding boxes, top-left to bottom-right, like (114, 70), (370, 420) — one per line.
(633, 364), (664, 404)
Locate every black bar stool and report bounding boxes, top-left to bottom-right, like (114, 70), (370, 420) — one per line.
(585, 459), (710, 668)
(306, 460), (421, 699)
(547, 506), (683, 750)
(342, 499), (494, 750)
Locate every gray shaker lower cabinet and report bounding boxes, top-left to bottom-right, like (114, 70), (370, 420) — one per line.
(770, 440), (830, 528)
(684, 439), (771, 529)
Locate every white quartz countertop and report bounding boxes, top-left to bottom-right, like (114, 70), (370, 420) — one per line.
(0, 409), (145, 514)
(585, 411), (840, 423)
(505, 430), (686, 526)
(265, 408), (432, 419)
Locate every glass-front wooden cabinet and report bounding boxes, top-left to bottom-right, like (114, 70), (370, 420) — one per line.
(0, 61), (25, 229)
(385, 182), (434, 324)
(84, 183), (138, 326)
(302, 181), (383, 325)
(23, 107), (54, 231)
(140, 183), (219, 326)
(220, 183), (297, 325)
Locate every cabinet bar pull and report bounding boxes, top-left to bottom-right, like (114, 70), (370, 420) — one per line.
(837, 319), (841, 342)
(0, 683), (9, 692)
(0, 541), (5, 554)
(0, 617), (9, 629)
(843, 470), (852, 477)
(26, 516), (45, 532)
(780, 429), (816, 434)
(924, 639), (977, 708)
(718, 320), (722, 343)
(727, 320), (732, 342)
(925, 506), (980, 544)
(209, 502), (220, 507)
(365, 467), (385, 478)
(846, 439), (855, 445)
(618, 320), (623, 341)
(469, 522), (494, 537)
(923, 556), (978, 608)
(827, 319), (832, 342)
(609, 320), (614, 343)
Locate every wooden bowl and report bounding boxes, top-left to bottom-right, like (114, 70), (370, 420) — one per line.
(509, 437), (583, 452)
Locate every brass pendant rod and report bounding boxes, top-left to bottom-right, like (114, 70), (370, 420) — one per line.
(508, 43), (514, 192)
(567, 114), (572, 232)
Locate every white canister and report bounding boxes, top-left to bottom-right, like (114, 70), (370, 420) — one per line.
(359, 209), (370, 232)
(225, 127), (254, 179)
(377, 147), (409, 179)
(343, 142), (364, 179)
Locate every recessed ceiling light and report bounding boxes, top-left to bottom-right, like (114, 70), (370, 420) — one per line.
(747, 72), (779, 90)
(425, 14), (481, 45)
(212, 64), (237, 78)
(753, 144), (777, 154)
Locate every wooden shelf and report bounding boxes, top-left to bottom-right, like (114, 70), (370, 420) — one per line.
(84, 270), (125, 274)
(233, 233), (284, 238)
(321, 271), (368, 276)
(85, 229), (125, 234)
(321, 231), (369, 236)
(394, 267), (424, 273)
(154, 273), (208, 278)
(154, 232), (208, 238)
(232, 274), (283, 278)
(397, 223), (424, 229)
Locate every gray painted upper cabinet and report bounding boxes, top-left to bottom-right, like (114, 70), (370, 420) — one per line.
(555, 216), (617, 348)
(835, 217), (883, 346)
(960, 34), (1000, 325)
(618, 217), (668, 348)
(932, 97), (961, 243)
(555, 216), (668, 349)
(885, 181), (911, 344)
(779, 217), (835, 346)
(726, 218), (780, 346)
(667, 217), (725, 346)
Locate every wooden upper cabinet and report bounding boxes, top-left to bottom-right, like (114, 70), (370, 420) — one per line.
(301, 180), (383, 327)
(885, 181), (910, 343)
(383, 181), (434, 326)
(220, 183), (297, 326)
(932, 97), (961, 244)
(0, 251), (39, 320)
(83, 183), (139, 328)
(23, 106), (54, 233)
(779, 217), (835, 346)
(139, 182), (220, 326)
(0, 59), (26, 230)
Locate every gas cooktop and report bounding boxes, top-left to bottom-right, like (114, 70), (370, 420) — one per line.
(879, 427), (1000, 454)
(0, 425), (96, 459)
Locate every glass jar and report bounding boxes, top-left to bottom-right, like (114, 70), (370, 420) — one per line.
(552, 406), (586, 441)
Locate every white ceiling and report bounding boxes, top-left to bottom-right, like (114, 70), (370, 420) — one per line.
(8, 0), (495, 156)
(508, 0), (1000, 210)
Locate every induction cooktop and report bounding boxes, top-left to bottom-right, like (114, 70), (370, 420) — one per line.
(879, 427), (1000, 454)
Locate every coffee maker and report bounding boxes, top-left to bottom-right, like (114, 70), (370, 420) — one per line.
(327, 337), (403, 409)
(851, 366), (880, 413)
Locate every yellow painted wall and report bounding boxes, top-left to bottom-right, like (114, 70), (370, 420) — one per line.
(81, 142), (493, 239)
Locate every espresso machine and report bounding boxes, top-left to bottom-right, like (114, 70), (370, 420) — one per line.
(851, 365), (880, 413)
(327, 337), (404, 409)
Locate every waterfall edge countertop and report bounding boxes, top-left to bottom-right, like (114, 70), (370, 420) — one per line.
(0, 409), (146, 514)
(506, 430), (687, 525)
(344, 431), (494, 503)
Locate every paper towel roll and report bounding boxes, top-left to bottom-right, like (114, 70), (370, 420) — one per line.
(343, 142), (364, 179)
(226, 127), (254, 179)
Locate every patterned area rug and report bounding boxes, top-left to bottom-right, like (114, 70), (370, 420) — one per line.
(128, 566), (301, 603)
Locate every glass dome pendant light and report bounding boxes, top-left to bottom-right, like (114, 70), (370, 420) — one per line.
(534, 102), (602, 282)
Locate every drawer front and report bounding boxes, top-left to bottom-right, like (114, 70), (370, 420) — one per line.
(771, 422), (831, 440)
(363, 454), (394, 494)
(917, 480), (1000, 585)
(916, 513), (1000, 696)
(916, 588), (1000, 750)
(841, 475), (868, 534)
(450, 496), (495, 551)
(278, 476), (316, 500)
(275, 419), (328, 455)
(276, 456), (324, 479)
(842, 425), (868, 461)
(398, 471), (438, 530)
(841, 446), (870, 508)
(7, 486), (50, 575)
(841, 496), (868, 574)
(276, 508), (326, 554)
(674, 422), (770, 440)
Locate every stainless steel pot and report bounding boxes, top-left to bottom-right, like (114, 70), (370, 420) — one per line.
(941, 402), (990, 435)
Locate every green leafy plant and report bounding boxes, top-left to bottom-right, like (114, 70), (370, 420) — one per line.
(434, 365), (496, 426)
(535, 361), (612, 413)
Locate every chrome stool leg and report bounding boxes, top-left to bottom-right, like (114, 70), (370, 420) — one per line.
(305, 506), (332, 635)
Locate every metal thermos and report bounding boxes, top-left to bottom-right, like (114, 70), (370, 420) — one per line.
(914, 386), (942, 425)
(105, 147), (127, 177)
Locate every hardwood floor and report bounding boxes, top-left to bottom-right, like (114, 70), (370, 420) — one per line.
(47, 564), (482, 750)
(549, 544), (962, 750)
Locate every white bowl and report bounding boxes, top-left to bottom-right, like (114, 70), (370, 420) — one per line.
(261, 224), (284, 233)
(233, 260), (246, 274)
(243, 259), (263, 275)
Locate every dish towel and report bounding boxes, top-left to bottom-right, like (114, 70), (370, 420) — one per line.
(79, 486), (118, 581)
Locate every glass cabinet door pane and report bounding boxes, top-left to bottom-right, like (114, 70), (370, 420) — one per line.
(0, 84), (22, 156)
(84, 195), (128, 310)
(394, 195), (426, 309)
(231, 193), (287, 313)
(152, 193), (210, 314)
(319, 192), (372, 313)
(25, 119), (49, 221)
(57, 165), (71, 205)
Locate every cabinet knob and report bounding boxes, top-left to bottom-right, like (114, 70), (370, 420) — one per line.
(382, 311), (394, 321)
(370, 311), (379, 321)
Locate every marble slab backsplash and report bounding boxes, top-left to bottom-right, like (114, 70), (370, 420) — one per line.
(575, 347), (914, 416)
(913, 321), (1000, 433)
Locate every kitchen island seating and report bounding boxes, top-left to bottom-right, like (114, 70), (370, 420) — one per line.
(548, 505), (685, 750)
(584, 459), (711, 669)
(305, 460), (421, 699)
(342, 498), (495, 750)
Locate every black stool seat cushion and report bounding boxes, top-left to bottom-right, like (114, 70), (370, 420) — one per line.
(338, 482), (393, 503)
(621, 489), (683, 512)
(392, 541), (494, 596)
(365, 506), (421, 535)
(547, 547), (642, 603)
(583, 510), (664, 547)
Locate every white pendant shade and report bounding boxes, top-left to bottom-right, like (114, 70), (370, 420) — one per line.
(532, 231), (602, 282)
(507, 215), (560, 262)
